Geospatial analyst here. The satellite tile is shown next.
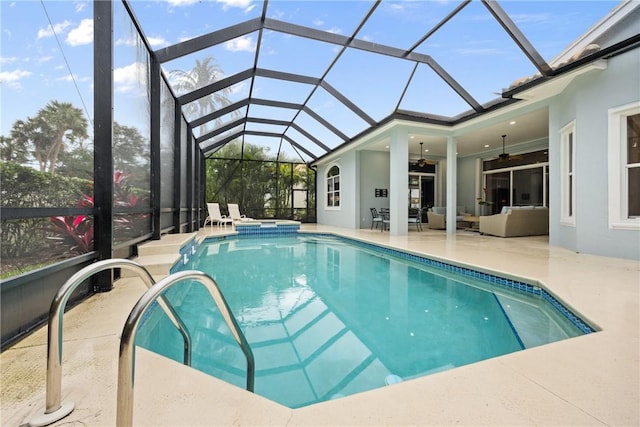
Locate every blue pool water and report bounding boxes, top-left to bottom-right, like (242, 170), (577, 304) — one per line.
(136, 234), (591, 408)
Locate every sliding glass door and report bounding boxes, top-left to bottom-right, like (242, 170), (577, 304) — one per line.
(483, 154), (549, 215)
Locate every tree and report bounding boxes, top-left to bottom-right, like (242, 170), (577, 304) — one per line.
(169, 57), (236, 133)
(0, 135), (28, 163)
(113, 122), (149, 178)
(9, 100), (88, 174)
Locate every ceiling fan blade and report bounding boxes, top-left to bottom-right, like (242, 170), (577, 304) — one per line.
(418, 158), (436, 166)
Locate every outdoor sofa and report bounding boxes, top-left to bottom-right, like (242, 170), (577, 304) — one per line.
(479, 206), (549, 237)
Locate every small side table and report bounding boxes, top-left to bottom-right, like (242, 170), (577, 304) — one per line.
(463, 215), (480, 232)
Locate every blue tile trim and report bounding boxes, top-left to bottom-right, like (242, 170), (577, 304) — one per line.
(235, 223), (300, 236)
(170, 237), (199, 274)
(492, 292), (525, 349)
(195, 232), (595, 334)
(318, 233), (595, 334)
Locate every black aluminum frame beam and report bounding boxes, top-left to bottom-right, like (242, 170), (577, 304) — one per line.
(190, 98), (251, 129)
(200, 129), (318, 161)
(405, 0), (472, 55)
(262, 17), (482, 111)
(192, 97), (348, 148)
(482, 0), (552, 77)
(155, 18), (263, 63)
(177, 68), (253, 105)
(196, 116), (330, 152)
(93, 0), (114, 291)
(179, 66), (374, 133)
(150, 57), (161, 239)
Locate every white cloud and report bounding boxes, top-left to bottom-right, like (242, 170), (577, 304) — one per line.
(457, 47), (503, 56)
(56, 74), (91, 83)
(114, 62), (148, 94)
(511, 13), (552, 25)
(0, 56), (19, 65)
(225, 35), (255, 52)
(115, 35), (168, 48)
(75, 2), (87, 13)
(0, 69), (32, 89)
(228, 81), (246, 95)
(326, 27), (342, 35)
(37, 20), (72, 40)
(313, 18), (324, 26)
(216, 0), (254, 11)
(166, 0), (199, 6)
(115, 37), (136, 47)
(66, 19), (93, 46)
(37, 55), (54, 64)
(147, 36), (169, 48)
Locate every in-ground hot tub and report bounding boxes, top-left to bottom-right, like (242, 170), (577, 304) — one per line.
(233, 219), (301, 235)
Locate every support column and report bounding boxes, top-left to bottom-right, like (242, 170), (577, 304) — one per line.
(150, 58), (161, 239)
(389, 129), (409, 236)
(93, 0), (114, 291)
(446, 136), (457, 235)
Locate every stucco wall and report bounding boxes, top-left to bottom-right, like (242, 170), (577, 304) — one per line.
(549, 50), (640, 259)
(316, 150), (358, 229)
(359, 150), (391, 229)
(456, 156), (477, 214)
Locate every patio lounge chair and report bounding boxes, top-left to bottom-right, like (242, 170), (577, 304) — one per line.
(228, 203), (251, 222)
(204, 202), (233, 229)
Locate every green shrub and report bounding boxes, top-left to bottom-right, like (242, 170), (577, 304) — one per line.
(1, 162), (94, 259)
(0, 162), (93, 207)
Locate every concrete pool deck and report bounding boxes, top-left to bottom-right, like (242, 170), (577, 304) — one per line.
(1, 224), (638, 426)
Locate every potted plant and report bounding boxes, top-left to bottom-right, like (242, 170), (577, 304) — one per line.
(477, 188), (494, 215)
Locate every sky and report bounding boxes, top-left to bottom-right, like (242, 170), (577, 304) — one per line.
(0, 0), (621, 160)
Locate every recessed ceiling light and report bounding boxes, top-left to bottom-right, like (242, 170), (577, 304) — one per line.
(385, 145), (389, 149)
(484, 144), (490, 148)
(424, 149), (429, 152)
(410, 135), (415, 139)
(509, 121), (516, 125)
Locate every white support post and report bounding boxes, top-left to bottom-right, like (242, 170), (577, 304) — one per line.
(390, 129), (409, 236)
(446, 136), (457, 235)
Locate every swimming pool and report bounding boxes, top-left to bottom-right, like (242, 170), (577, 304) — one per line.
(136, 233), (594, 408)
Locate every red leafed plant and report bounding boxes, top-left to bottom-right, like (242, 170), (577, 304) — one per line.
(44, 171), (148, 255)
(47, 214), (94, 255)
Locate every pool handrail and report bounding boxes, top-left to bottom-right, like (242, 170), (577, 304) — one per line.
(28, 259), (192, 427)
(117, 270), (255, 427)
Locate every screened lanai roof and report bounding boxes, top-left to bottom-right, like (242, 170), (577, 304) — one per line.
(127, 0), (639, 164)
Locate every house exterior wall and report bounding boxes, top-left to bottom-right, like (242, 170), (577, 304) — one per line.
(359, 150), (391, 229)
(316, 150), (358, 228)
(457, 156), (477, 214)
(549, 49), (640, 260)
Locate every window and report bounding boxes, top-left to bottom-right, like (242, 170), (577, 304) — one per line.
(482, 150), (549, 215)
(608, 103), (640, 229)
(560, 121), (576, 226)
(326, 165), (340, 208)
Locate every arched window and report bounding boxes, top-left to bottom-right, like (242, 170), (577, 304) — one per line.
(327, 165), (340, 208)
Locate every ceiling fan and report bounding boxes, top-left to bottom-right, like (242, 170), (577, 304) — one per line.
(414, 142), (436, 166)
(497, 134), (523, 161)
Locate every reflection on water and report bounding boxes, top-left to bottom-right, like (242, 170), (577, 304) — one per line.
(136, 235), (583, 408)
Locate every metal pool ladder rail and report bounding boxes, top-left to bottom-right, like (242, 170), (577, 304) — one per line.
(29, 259), (192, 427)
(116, 270), (256, 427)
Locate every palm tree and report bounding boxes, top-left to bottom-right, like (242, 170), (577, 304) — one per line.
(40, 101), (88, 174)
(169, 57), (236, 133)
(0, 135), (28, 163)
(10, 101), (88, 173)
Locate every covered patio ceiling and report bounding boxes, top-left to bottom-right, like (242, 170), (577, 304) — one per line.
(128, 0), (635, 163)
